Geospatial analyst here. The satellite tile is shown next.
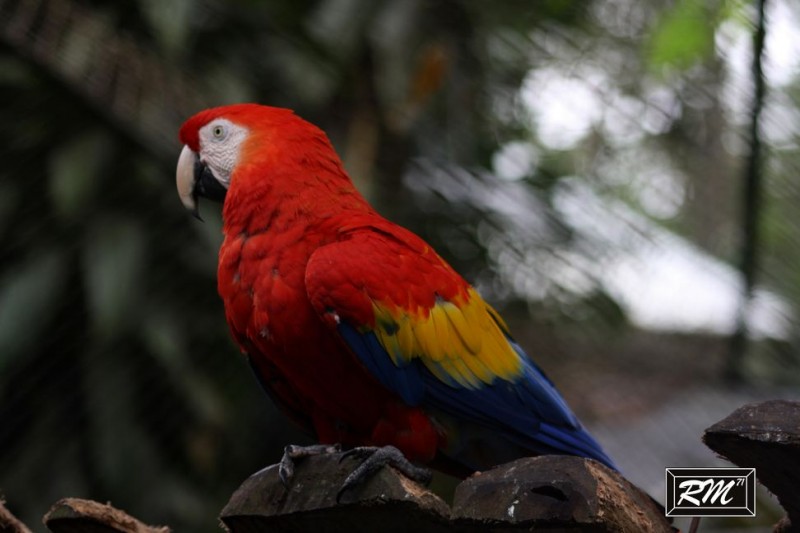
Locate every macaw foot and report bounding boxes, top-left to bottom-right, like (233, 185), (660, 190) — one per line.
(279, 443), (341, 487)
(337, 445), (432, 502)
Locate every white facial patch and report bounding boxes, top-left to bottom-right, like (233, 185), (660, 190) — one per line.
(197, 118), (249, 188)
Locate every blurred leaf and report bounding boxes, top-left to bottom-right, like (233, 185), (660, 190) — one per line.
(646, 0), (715, 71)
(82, 217), (146, 339)
(2, 400), (91, 507)
(48, 131), (108, 219)
(60, 9), (115, 76)
(0, 181), (19, 235)
(0, 250), (66, 371)
(141, 310), (226, 424)
(81, 344), (173, 503)
(0, 57), (35, 85)
(140, 0), (194, 57)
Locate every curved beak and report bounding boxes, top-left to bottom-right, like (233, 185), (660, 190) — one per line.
(176, 145), (229, 221)
(176, 145), (201, 219)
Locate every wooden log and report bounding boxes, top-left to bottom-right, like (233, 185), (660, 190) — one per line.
(220, 452), (451, 533)
(220, 452), (673, 532)
(703, 400), (800, 532)
(0, 500), (33, 533)
(43, 498), (170, 533)
(451, 455), (673, 532)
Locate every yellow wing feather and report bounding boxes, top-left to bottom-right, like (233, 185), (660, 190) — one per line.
(372, 288), (523, 389)
(442, 302), (482, 354)
(430, 305), (453, 357)
(395, 314), (417, 356)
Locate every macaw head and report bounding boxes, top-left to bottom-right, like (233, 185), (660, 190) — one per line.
(175, 103), (298, 219)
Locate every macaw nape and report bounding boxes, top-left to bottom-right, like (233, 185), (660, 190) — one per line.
(175, 104), (616, 495)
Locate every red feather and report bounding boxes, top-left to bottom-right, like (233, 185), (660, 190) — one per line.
(200, 105), (442, 461)
(180, 104), (616, 474)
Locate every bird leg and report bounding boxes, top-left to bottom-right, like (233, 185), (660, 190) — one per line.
(279, 443), (341, 487)
(337, 445), (432, 502)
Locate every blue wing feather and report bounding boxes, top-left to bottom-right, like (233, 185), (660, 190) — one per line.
(339, 323), (425, 405)
(338, 323), (617, 471)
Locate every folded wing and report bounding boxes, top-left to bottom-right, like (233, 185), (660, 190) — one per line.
(305, 222), (616, 471)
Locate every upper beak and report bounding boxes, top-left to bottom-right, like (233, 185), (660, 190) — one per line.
(176, 145), (228, 221)
(176, 145), (201, 219)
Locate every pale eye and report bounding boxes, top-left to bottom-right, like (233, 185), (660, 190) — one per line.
(211, 123), (227, 140)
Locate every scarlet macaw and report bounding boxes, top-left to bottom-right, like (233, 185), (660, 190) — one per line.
(175, 104), (615, 488)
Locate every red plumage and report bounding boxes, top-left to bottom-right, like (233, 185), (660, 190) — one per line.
(187, 106), (445, 462)
(177, 104), (616, 475)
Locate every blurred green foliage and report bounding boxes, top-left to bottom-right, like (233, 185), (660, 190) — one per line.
(647, 0), (717, 71)
(0, 0), (798, 530)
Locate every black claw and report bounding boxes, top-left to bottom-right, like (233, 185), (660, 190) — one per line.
(278, 454), (294, 487)
(278, 443), (341, 488)
(338, 446), (372, 463)
(336, 445), (432, 503)
(276, 443), (430, 503)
